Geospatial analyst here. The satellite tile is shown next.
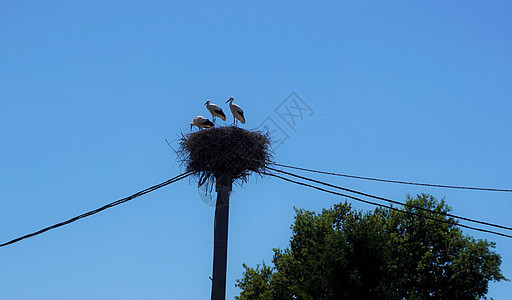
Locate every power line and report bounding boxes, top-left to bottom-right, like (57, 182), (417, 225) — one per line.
(265, 172), (512, 239)
(0, 171), (193, 248)
(272, 163), (512, 192)
(267, 167), (512, 232)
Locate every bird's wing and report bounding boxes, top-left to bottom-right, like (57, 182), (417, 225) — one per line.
(215, 108), (226, 118)
(236, 108), (245, 123)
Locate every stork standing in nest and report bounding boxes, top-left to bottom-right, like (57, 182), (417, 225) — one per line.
(204, 100), (226, 124)
(190, 116), (214, 130)
(226, 97), (245, 125)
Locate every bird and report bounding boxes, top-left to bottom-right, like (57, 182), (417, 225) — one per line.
(190, 116), (214, 130)
(225, 97), (245, 125)
(204, 100), (226, 123)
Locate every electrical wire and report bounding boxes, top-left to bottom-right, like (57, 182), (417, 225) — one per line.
(272, 163), (512, 192)
(265, 172), (512, 239)
(267, 166), (512, 232)
(0, 171), (194, 248)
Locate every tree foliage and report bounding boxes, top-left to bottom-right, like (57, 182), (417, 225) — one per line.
(235, 194), (507, 299)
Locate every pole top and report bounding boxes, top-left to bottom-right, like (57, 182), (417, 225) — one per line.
(215, 172), (233, 193)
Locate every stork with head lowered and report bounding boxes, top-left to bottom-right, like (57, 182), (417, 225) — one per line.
(190, 116), (214, 130)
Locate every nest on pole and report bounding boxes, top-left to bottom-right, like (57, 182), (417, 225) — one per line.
(178, 126), (272, 187)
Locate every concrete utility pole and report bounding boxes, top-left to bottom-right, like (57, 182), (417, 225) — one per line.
(211, 173), (233, 300)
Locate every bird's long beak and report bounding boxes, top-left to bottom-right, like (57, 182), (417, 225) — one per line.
(190, 123), (193, 130)
(204, 101), (208, 105)
(225, 99), (230, 103)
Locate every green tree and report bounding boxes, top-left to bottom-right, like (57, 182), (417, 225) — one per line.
(235, 194), (507, 299)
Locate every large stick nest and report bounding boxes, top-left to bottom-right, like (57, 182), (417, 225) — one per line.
(178, 126), (272, 186)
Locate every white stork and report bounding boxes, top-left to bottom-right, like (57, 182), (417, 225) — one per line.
(204, 100), (226, 123)
(190, 116), (214, 130)
(225, 97), (245, 125)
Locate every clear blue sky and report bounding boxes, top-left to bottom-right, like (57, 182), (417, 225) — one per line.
(1, 1), (511, 299)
